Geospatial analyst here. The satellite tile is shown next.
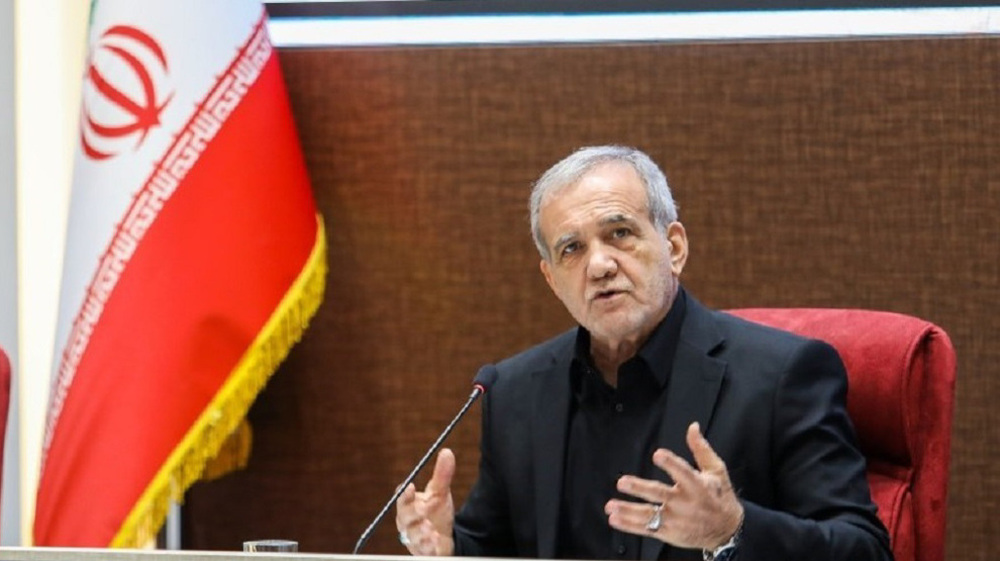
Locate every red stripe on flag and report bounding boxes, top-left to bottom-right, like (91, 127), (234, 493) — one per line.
(34, 48), (318, 545)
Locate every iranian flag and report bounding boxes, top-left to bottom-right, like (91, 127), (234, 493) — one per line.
(34, 0), (327, 547)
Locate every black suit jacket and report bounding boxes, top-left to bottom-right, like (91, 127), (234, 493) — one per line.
(453, 294), (893, 561)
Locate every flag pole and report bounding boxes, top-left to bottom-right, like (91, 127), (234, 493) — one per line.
(165, 502), (181, 550)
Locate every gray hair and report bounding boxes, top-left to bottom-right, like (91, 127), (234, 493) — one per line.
(529, 145), (678, 261)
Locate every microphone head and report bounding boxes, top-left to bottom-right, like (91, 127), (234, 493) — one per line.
(472, 364), (499, 393)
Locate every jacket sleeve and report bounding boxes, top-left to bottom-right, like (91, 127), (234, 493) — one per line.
(738, 339), (894, 561)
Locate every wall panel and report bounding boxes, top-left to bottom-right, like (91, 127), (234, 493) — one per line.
(182, 37), (999, 560)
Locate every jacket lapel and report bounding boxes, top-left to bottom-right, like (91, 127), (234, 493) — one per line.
(641, 297), (728, 560)
(532, 338), (574, 559)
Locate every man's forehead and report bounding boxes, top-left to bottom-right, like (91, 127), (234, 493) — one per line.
(598, 213), (636, 226)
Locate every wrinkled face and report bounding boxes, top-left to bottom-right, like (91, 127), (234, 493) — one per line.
(538, 163), (688, 349)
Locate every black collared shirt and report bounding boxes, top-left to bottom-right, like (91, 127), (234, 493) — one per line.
(556, 288), (687, 560)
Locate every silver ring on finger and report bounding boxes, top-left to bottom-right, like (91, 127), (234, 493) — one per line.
(645, 503), (663, 532)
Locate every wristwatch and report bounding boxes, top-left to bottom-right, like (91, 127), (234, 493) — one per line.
(702, 518), (742, 561)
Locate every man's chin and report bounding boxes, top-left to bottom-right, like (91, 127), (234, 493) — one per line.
(585, 318), (643, 345)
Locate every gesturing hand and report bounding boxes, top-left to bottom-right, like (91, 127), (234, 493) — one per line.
(394, 448), (457, 556)
(605, 422), (744, 550)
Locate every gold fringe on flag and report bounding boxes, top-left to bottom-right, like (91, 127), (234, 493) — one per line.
(110, 214), (328, 548)
(200, 418), (253, 482)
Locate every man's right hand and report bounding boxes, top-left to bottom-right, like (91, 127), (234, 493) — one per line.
(394, 447), (457, 556)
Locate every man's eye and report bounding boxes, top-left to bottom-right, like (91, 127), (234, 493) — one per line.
(611, 228), (631, 239)
(561, 242), (580, 257)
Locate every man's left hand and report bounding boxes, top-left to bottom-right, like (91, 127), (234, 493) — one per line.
(605, 422), (744, 550)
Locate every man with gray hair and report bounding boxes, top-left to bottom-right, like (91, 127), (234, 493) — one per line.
(396, 145), (891, 561)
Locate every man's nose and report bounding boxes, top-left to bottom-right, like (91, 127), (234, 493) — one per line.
(586, 246), (618, 280)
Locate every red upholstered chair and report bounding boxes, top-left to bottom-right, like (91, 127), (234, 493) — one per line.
(726, 309), (956, 561)
(0, 344), (9, 526)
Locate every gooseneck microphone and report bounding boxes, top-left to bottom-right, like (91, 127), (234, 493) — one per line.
(352, 364), (499, 554)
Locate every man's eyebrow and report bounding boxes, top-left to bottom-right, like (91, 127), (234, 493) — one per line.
(552, 232), (579, 253)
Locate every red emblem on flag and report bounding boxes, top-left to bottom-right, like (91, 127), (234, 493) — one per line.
(80, 25), (173, 160)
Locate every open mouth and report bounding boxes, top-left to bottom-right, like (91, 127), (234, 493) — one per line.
(593, 289), (624, 301)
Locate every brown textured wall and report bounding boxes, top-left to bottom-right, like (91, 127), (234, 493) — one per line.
(182, 38), (999, 559)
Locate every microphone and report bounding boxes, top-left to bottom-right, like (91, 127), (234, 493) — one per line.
(352, 364), (499, 554)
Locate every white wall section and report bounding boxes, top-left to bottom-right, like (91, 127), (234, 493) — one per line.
(0, 0), (19, 545)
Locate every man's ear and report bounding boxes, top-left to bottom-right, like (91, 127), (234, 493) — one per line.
(666, 221), (689, 276)
(540, 259), (557, 293)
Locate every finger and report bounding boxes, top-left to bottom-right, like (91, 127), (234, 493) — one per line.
(652, 448), (700, 490)
(616, 475), (676, 505)
(397, 482), (416, 505)
(686, 422), (727, 475)
(425, 448), (456, 495)
(395, 483), (419, 527)
(606, 499), (666, 535)
(396, 483), (421, 532)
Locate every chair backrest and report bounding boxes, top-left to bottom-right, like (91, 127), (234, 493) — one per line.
(0, 345), (8, 527)
(726, 308), (956, 561)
